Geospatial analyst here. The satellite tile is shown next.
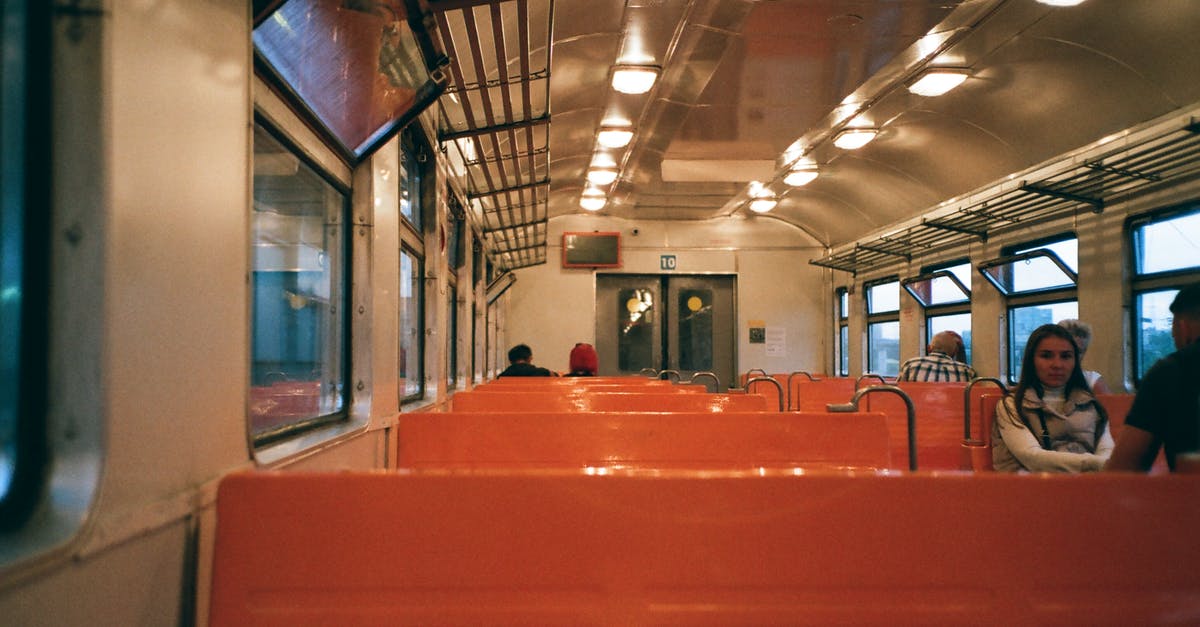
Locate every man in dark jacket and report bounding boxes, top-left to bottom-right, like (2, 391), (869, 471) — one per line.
(498, 344), (555, 377)
(1106, 283), (1200, 472)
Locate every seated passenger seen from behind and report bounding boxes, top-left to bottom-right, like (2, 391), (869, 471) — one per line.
(1056, 318), (1112, 394)
(498, 343), (555, 377)
(565, 342), (598, 377)
(897, 330), (977, 382)
(993, 324), (1113, 473)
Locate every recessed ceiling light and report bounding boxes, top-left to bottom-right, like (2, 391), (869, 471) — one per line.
(784, 162), (819, 187)
(611, 66), (660, 94)
(907, 68), (969, 97)
(586, 168), (618, 185)
(833, 128), (878, 150)
(597, 127), (634, 149)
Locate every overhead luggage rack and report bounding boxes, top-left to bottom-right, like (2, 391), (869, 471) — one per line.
(811, 115), (1200, 275)
(431, 0), (552, 271)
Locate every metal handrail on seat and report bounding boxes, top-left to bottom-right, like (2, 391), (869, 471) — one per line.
(827, 384), (918, 471)
(963, 377), (1008, 440)
(639, 368), (659, 378)
(785, 371), (821, 410)
(689, 371), (720, 393)
(659, 369), (681, 383)
(746, 376), (784, 412)
(855, 373), (887, 389)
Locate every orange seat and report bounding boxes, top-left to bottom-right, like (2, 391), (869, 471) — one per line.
(211, 471), (1200, 625)
(397, 411), (891, 470)
(450, 390), (770, 412)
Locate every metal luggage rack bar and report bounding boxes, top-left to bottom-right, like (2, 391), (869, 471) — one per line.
(811, 117), (1200, 275)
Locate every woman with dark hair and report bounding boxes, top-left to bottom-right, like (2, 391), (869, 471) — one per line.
(992, 323), (1113, 472)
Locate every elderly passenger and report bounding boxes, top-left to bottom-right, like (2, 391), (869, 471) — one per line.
(1057, 318), (1111, 394)
(897, 330), (976, 382)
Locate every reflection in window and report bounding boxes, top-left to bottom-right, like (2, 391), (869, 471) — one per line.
(399, 131), (422, 230)
(678, 289), (713, 371)
(1136, 290), (1177, 377)
(839, 326), (849, 376)
(447, 281), (458, 389)
(1008, 300), (1077, 380)
(250, 123), (348, 442)
(253, 0), (427, 157)
(399, 246), (423, 400)
(868, 320), (900, 377)
(618, 288), (654, 372)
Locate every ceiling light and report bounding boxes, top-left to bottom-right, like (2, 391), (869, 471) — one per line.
(586, 168), (618, 185)
(833, 128), (878, 150)
(611, 65), (660, 94)
(784, 162), (819, 187)
(748, 197), (777, 213)
(907, 68), (969, 97)
(579, 191), (607, 211)
(597, 127), (634, 149)
(1037, 0), (1085, 5)
(747, 184), (777, 213)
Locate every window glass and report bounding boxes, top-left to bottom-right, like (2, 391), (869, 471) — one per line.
(250, 123), (348, 442)
(399, 133), (422, 231)
(253, 0), (428, 157)
(1133, 209), (1200, 275)
(838, 289), (848, 320)
(1008, 300), (1078, 380)
(867, 321), (900, 376)
(678, 289), (714, 371)
(399, 246), (423, 400)
(1136, 289), (1177, 377)
(904, 262), (971, 307)
(867, 280), (899, 314)
(618, 288), (655, 372)
(1010, 238), (1078, 293)
(447, 281), (458, 389)
(838, 325), (849, 376)
(928, 312), (972, 364)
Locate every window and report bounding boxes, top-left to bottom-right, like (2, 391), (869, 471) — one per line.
(865, 278), (900, 376)
(1129, 205), (1200, 382)
(249, 121), (350, 445)
(445, 283), (455, 389)
(835, 287), (849, 376)
(1, 0), (50, 528)
(979, 234), (1078, 381)
(399, 245), (424, 401)
(903, 260), (972, 362)
(399, 129), (423, 231)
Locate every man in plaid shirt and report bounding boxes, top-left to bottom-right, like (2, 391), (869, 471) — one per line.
(897, 330), (977, 382)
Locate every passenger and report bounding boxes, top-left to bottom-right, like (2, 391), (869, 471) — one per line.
(1056, 318), (1112, 394)
(497, 344), (555, 377)
(1105, 283), (1200, 472)
(565, 342), (598, 376)
(896, 330), (977, 382)
(992, 323), (1113, 473)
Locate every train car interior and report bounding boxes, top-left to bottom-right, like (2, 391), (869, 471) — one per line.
(3, 0), (1200, 624)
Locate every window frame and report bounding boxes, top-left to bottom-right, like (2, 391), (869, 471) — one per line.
(249, 117), (354, 448)
(1126, 202), (1200, 384)
(979, 233), (1080, 382)
(864, 276), (901, 377)
(903, 259), (973, 363)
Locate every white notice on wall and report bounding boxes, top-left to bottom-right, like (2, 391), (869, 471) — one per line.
(765, 328), (786, 356)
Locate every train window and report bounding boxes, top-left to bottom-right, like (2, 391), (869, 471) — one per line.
(836, 287), (849, 376)
(981, 235), (1079, 381)
(1129, 206), (1200, 381)
(447, 277), (459, 391)
(678, 288), (714, 372)
(1, 0), (50, 528)
(253, 0), (430, 159)
(399, 245), (424, 402)
(250, 122), (350, 445)
(904, 261), (973, 362)
(399, 130), (423, 232)
(865, 278), (900, 377)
